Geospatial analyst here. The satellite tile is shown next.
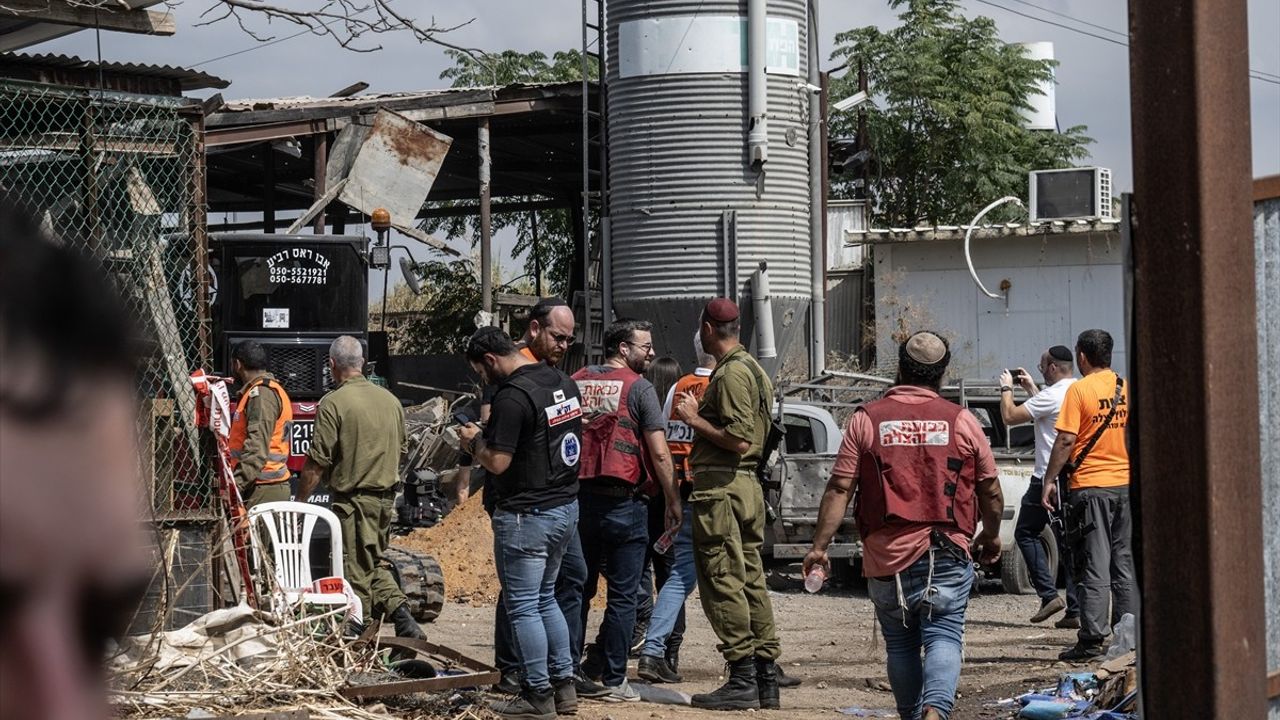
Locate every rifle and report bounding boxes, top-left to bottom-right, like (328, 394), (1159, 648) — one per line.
(1052, 376), (1125, 579)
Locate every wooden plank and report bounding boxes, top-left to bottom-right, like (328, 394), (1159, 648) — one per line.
(0, 0), (175, 35)
(284, 177), (347, 234)
(1255, 174), (1280, 203)
(393, 223), (458, 256)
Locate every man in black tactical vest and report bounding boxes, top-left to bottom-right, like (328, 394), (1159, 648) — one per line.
(459, 327), (584, 720)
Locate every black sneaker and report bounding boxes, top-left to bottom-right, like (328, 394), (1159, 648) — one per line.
(638, 654), (682, 684)
(1055, 615), (1081, 629)
(1059, 643), (1105, 662)
(490, 687), (556, 720)
(1031, 596), (1067, 623)
(573, 672), (611, 699)
(552, 677), (578, 715)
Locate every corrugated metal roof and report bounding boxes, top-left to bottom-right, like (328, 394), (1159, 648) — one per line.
(846, 218), (1121, 245)
(220, 81), (579, 113)
(0, 52), (228, 90)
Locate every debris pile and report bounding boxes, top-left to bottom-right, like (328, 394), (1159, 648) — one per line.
(109, 604), (394, 719)
(995, 653), (1138, 720)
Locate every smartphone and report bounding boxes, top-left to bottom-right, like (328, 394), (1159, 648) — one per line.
(1009, 368), (1025, 382)
(453, 411), (476, 426)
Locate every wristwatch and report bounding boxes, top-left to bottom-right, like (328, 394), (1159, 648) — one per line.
(1000, 385), (1013, 393)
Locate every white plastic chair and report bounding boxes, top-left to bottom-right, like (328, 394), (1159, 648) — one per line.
(247, 501), (349, 613)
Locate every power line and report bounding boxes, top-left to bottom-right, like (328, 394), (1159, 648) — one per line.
(191, 27), (317, 68)
(1001, 0), (1127, 40)
(969, 0), (1280, 86)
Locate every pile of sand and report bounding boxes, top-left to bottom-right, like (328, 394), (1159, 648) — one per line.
(398, 494), (499, 606)
(397, 494), (609, 609)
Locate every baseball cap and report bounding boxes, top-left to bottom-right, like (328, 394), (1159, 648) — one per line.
(704, 297), (740, 323)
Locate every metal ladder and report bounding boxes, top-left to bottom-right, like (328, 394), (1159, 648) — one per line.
(578, 0), (608, 364)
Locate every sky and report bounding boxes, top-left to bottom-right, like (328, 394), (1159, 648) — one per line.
(30, 0), (1280, 277)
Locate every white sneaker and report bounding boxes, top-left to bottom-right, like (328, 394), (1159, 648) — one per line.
(599, 678), (641, 703)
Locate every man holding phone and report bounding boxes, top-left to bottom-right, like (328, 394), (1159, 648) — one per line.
(998, 346), (1079, 627)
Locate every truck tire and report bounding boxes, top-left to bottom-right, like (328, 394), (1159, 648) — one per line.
(384, 546), (446, 623)
(1000, 526), (1058, 595)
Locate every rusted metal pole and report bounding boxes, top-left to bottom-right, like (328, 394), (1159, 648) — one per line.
(312, 134), (327, 234)
(1128, 0), (1266, 716)
(479, 118), (492, 316)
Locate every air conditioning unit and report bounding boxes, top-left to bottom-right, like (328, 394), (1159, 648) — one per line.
(1029, 167), (1113, 222)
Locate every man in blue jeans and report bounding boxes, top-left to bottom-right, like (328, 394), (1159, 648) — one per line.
(460, 327), (585, 720)
(804, 332), (1004, 720)
(998, 347), (1080, 627)
(570, 319), (681, 701)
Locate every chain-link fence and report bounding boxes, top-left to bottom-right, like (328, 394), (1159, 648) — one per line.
(0, 80), (216, 629)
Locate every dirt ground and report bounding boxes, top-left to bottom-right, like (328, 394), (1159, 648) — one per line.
(424, 571), (1081, 720)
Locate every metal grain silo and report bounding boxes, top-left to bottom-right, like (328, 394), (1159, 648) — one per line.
(605, 0), (813, 374)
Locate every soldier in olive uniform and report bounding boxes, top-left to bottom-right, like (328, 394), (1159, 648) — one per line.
(296, 335), (424, 639)
(672, 298), (781, 711)
(229, 341), (293, 508)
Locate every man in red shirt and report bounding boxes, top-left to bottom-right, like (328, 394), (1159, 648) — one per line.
(804, 332), (1003, 720)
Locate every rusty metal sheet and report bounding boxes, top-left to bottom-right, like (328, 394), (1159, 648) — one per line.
(338, 108), (451, 227)
(339, 637), (500, 700)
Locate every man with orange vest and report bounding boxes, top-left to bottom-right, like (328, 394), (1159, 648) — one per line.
(228, 340), (293, 508)
(637, 331), (714, 683)
(804, 332), (1004, 720)
(570, 318), (681, 701)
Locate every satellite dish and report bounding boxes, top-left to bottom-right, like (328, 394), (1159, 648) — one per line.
(399, 256), (423, 295)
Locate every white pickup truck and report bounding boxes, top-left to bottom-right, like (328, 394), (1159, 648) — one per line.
(763, 377), (1054, 594)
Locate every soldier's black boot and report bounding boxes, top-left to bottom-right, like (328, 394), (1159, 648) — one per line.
(690, 657), (760, 711)
(754, 656), (781, 709)
(390, 602), (426, 640)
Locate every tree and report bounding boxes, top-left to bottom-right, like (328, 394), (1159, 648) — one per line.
(829, 0), (1092, 226)
(17, 0), (480, 54)
(423, 49), (598, 298)
(376, 259), (481, 354)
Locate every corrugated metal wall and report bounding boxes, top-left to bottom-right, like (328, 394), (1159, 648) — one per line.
(870, 231), (1126, 380)
(1255, 194), (1279, 719)
(826, 269), (865, 360)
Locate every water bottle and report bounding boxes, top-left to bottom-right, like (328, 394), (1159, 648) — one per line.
(653, 524), (680, 555)
(804, 566), (826, 593)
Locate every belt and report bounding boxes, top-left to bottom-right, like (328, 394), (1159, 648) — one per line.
(336, 486), (399, 499)
(690, 465), (751, 475)
(871, 530), (968, 582)
(579, 481), (644, 499)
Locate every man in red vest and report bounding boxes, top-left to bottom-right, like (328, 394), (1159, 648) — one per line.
(228, 340), (293, 508)
(804, 331), (1004, 720)
(571, 318), (681, 701)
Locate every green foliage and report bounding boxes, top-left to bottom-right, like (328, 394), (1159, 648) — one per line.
(439, 49), (599, 86)
(421, 48), (592, 299)
(379, 259), (480, 354)
(829, 0), (1092, 226)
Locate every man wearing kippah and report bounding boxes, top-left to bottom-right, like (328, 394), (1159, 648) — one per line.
(671, 298), (783, 711)
(998, 346), (1080, 628)
(803, 331), (1004, 720)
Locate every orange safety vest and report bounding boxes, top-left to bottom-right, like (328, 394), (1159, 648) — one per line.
(228, 375), (293, 484)
(666, 371), (711, 484)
